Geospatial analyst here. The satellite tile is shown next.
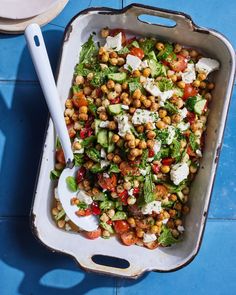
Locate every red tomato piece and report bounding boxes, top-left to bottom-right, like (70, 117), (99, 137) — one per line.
(67, 123), (76, 138)
(110, 28), (126, 44)
(120, 231), (138, 246)
(170, 54), (187, 72)
(187, 111), (196, 124)
(77, 167), (86, 183)
(56, 148), (65, 164)
(148, 149), (155, 158)
(80, 127), (93, 139)
(183, 84), (198, 100)
(162, 157), (174, 166)
(187, 145), (196, 157)
(144, 241), (159, 249)
(98, 174), (117, 191)
(133, 188), (140, 195)
(76, 208), (92, 216)
(84, 228), (102, 239)
(119, 162), (139, 176)
(155, 184), (168, 198)
(130, 47), (145, 60)
(113, 220), (130, 234)
(91, 202), (101, 215)
(152, 164), (160, 174)
(110, 97), (120, 104)
(72, 92), (88, 108)
(118, 190), (128, 204)
(107, 220), (112, 225)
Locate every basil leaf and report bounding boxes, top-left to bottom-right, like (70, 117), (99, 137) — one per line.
(50, 169), (62, 180)
(109, 164), (120, 173)
(144, 173), (155, 203)
(158, 226), (180, 246)
(154, 147), (170, 160)
(66, 176), (78, 192)
(88, 103), (97, 116)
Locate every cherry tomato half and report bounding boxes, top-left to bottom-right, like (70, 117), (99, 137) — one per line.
(152, 164), (160, 174)
(155, 185), (168, 198)
(170, 54), (187, 72)
(77, 167), (86, 183)
(162, 157), (174, 166)
(130, 47), (145, 60)
(67, 123), (76, 138)
(120, 231), (138, 246)
(98, 174), (117, 191)
(183, 84), (198, 100)
(84, 228), (102, 239)
(187, 145), (196, 157)
(113, 220), (130, 234)
(148, 149), (155, 158)
(76, 208), (92, 216)
(91, 202), (101, 215)
(119, 162), (139, 176)
(117, 190), (128, 204)
(187, 111), (196, 124)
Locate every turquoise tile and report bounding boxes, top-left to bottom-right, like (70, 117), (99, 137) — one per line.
(0, 24), (64, 81)
(123, 0), (236, 47)
(0, 82), (48, 216)
(50, 0), (122, 28)
(117, 220), (236, 295)
(0, 218), (116, 295)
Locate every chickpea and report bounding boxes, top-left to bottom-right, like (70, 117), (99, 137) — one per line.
(182, 205), (190, 215)
(78, 113), (88, 121)
(167, 220), (175, 229)
(101, 52), (109, 62)
(65, 99), (73, 109)
(130, 148), (140, 157)
(127, 217), (136, 227)
(136, 228), (144, 238)
(143, 68), (151, 77)
(100, 213), (109, 223)
(107, 121), (116, 130)
(190, 165), (198, 173)
(147, 131), (156, 139)
(156, 120), (166, 129)
(65, 108), (74, 117)
(189, 49), (198, 58)
(114, 83), (122, 93)
(107, 91), (118, 101)
(129, 107), (136, 114)
(172, 229), (180, 238)
(128, 155), (136, 161)
(87, 72), (94, 81)
(79, 106), (88, 114)
(113, 155), (121, 164)
(122, 82), (128, 90)
(125, 133), (135, 141)
(57, 220), (65, 228)
(109, 51), (118, 58)
(135, 139), (140, 146)
(205, 93), (212, 100)
(171, 74), (177, 82)
(101, 84), (108, 93)
(169, 209), (176, 218)
(167, 70), (175, 77)
(138, 140), (147, 149)
(52, 207), (59, 216)
(84, 161), (94, 169)
(143, 99), (152, 108)
(182, 187), (190, 195)
(107, 209), (115, 219)
(200, 81), (207, 89)
(107, 79), (115, 89)
(192, 80), (200, 88)
(156, 42), (164, 51)
(117, 185), (124, 194)
(150, 102), (159, 111)
(140, 95), (147, 102)
(99, 47), (106, 55)
(128, 140), (136, 149)
(99, 112), (108, 121)
(163, 116), (171, 125)
(180, 139), (187, 148)
(174, 202), (182, 211)
(112, 134), (120, 143)
(75, 75), (84, 85)
(171, 114), (181, 123)
(123, 181), (132, 190)
(136, 125), (144, 133)
(117, 57), (125, 66)
(83, 86), (92, 95)
(109, 58), (118, 65)
(145, 122), (154, 130)
(116, 138), (124, 148)
(180, 49), (189, 57)
(133, 99), (141, 108)
(65, 116), (71, 125)
(122, 97), (132, 105)
(174, 43), (182, 53)
(133, 88), (142, 100)
(161, 165), (170, 174)
(169, 194), (177, 202)
(176, 99), (184, 109)
(127, 196), (136, 205)
(198, 73), (207, 81)
(207, 82), (215, 90)
(132, 69), (141, 77)
(147, 140), (155, 149)
(159, 109), (167, 118)
(177, 81), (186, 89)
(151, 225), (159, 234)
(121, 92), (129, 100)
(73, 142), (82, 150)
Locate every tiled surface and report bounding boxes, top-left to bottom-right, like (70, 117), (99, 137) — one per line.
(0, 0), (235, 294)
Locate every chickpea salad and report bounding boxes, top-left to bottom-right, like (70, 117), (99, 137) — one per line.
(51, 28), (219, 249)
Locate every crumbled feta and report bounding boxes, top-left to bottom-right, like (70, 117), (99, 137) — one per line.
(103, 173), (110, 178)
(65, 215), (70, 222)
(140, 168), (148, 176)
(170, 162), (189, 185)
(177, 225), (185, 232)
(147, 157), (154, 162)
(121, 104), (129, 110)
(101, 160), (110, 168)
(139, 60), (149, 70)
(99, 121), (109, 128)
(195, 57), (220, 76)
(181, 63), (196, 83)
(100, 148), (106, 159)
(128, 188), (134, 196)
(77, 191), (93, 205)
(141, 201), (162, 215)
(178, 107), (188, 120)
(177, 122), (190, 132)
(132, 109), (159, 125)
(124, 54), (142, 71)
(196, 149), (202, 157)
(143, 233), (157, 243)
(104, 32), (122, 51)
(54, 187), (59, 200)
(159, 90), (174, 106)
(65, 223), (72, 231)
(73, 138), (84, 154)
(153, 140), (161, 154)
(166, 126), (176, 145)
(115, 114), (132, 137)
(162, 218), (169, 225)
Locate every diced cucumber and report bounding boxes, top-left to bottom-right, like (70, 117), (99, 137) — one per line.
(173, 87), (183, 97)
(90, 163), (106, 173)
(177, 191), (185, 203)
(194, 99), (207, 115)
(111, 211), (127, 221)
(107, 72), (127, 83)
(97, 130), (108, 148)
(149, 59), (165, 78)
(131, 40), (140, 48)
(108, 104), (122, 115)
(100, 222), (114, 234)
(95, 119), (102, 135)
(108, 131), (115, 153)
(147, 51), (157, 60)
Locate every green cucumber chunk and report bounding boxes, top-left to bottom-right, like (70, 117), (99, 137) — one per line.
(107, 72), (127, 83)
(95, 119), (102, 135)
(108, 104), (122, 115)
(97, 130), (108, 147)
(194, 99), (207, 115)
(108, 131), (115, 153)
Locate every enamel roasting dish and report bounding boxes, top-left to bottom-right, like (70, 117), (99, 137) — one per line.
(31, 4), (236, 278)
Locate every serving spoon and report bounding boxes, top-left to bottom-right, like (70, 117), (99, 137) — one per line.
(25, 23), (99, 231)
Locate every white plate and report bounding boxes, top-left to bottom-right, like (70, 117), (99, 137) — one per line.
(0, 0), (60, 20)
(0, 0), (68, 34)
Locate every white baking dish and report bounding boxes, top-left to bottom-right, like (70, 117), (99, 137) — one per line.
(31, 4), (235, 278)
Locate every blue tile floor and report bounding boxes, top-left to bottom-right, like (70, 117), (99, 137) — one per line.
(0, 0), (235, 294)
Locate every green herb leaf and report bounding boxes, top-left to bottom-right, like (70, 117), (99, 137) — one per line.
(86, 148), (101, 162)
(56, 137), (61, 149)
(109, 163), (120, 173)
(158, 226), (180, 246)
(161, 200), (175, 208)
(72, 85), (81, 94)
(111, 211), (127, 221)
(100, 200), (114, 210)
(118, 47), (130, 55)
(82, 135), (97, 147)
(189, 133), (199, 152)
(100, 222), (114, 234)
(75, 63), (91, 76)
(131, 40), (140, 48)
(50, 169), (62, 180)
(140, 149), (148, 169)
(164, 101), (178, 114)
(140, 38), (156, 55)
(88, 103), (97, 116)
(128, 81), (141, 94)
(154, 147), (170, 160)
(93, 192), (108, 201)
(144, 173), (155, 203)
(77, 202), (88, 209)
(156, 129), (169, 144)
(55, 209), (65, 221)
(66, 176), (78, 192)
(158, 78), (173, 92)
(74, 154), (84, 166)
(79, 35), (97, 64)
(170, 139), (181, 159)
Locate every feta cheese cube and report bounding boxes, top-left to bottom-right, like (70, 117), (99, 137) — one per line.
(170, 162), (189, 185)
(162, 218), (169, 225)
(128, 188), (134, 196)
(143, 233), (157, 243)
(195, 57), (220, 76)
(153, 140), (161, 154)
(132, 109), (159, 125)
(104, 32), (122, 51)
(54, 187), (59, 200)
(121, 104), (129, 110)
(99, 121), (109, 128)
(177, 122), (190, 132)
(115, 114), (132, 137)
(141, 201), (162, 215)
(177, 225), (185, 232)
(166, 126), (176, 145)
(181, 63), (196, 83)
(124, 54), (142, 71)
(77, 191), (93, 205)
(100, 148), (106, 159)
(159, 90), (174, 106)
(178, 107), (188, 120)
(101, 160), (110, 168)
